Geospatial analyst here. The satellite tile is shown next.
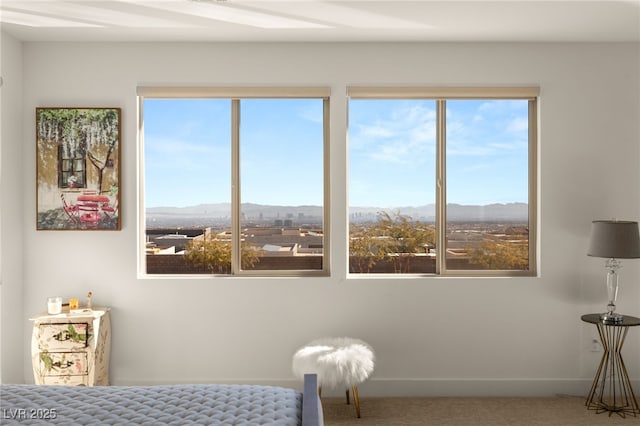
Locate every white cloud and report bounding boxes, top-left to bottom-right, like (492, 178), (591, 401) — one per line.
(298, 105), (323, 124)
(351, 103), (436, 165)
(146, 136), (228, 171)
(506, 116), (529, 133)
(360, 124), (395, 139)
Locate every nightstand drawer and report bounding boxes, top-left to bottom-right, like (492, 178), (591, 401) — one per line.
(39, 351), (88, 376)
(38, 323), (88, 351)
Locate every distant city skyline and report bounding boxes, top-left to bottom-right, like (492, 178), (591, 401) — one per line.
(144, 98), (529, 209)
(146, 201), (529, 229)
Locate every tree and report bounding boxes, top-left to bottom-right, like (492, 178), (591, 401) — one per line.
(349, 223), (387, 273)
(372, 212), (435, 273)
(184, 236), (262, 274)
(85, 109), (119, 194)
(37, 108), (119, 194)
(350, 211), (435, 273)
(467, 240), (528, 270)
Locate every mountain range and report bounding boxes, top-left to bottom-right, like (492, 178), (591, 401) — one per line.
(147, 202), (528, 222)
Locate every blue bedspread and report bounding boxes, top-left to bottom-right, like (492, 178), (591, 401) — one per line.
(1, 383), (302, 425)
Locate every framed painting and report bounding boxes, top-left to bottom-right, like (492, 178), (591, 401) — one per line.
(36, 107), (121, 230)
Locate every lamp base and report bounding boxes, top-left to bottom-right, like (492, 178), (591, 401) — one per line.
(600, 312), (624, 324)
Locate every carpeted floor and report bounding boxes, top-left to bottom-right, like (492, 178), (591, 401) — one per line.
(321, 396), (638, 425)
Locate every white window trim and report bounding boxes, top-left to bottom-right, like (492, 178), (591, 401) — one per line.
(347, 86), (539, 277)
(137, 87), (331, 278)
(136, 86), (330, 99)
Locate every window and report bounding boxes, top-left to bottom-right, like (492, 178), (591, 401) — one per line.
(138, 88), (329, 277)
(348, 87), (538, 276)
(58, 146), (86, 189)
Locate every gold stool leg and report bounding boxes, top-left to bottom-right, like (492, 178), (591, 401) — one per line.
(352, 385), (361, 418)
(345, 388), (350, 405)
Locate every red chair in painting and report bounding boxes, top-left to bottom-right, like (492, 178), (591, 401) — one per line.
(78, 205), (101, 226)
(101, 197), (118, 218)
(77, 200), (101, 226)
(76, 192), (111, 225)
(60, 193), (79, 223)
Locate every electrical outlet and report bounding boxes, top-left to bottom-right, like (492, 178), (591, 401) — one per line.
(590, 338), (602, 352)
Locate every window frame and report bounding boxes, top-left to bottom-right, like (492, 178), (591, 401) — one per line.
(346, 86), (539, 277)
(58, 146), (86, 189)
(137, 87), (331, 278)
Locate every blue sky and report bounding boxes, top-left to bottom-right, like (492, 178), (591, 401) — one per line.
(144, 99), (231, 208)
(445, 99), (529, 205)
(144, 98), (528, 208)
(349, 98), (529, 206)
(144, 98), (323, 208)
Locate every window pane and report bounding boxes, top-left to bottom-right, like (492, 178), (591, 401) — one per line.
(348, 99), (437, 274)
(445, 99), (530, 271)
(74, 159), (84, 171)
(239, 99), (324, 271)
(144, 99), (232, 274)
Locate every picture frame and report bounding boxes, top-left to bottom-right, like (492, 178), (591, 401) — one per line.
(36, 107), (121, 230)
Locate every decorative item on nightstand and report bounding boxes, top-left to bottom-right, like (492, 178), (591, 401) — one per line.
(587, 220), (640, 323)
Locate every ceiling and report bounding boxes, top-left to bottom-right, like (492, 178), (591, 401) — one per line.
(1, 0), (639, 43)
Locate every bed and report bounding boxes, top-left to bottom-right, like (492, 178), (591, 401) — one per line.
(0, 373), (323, 425)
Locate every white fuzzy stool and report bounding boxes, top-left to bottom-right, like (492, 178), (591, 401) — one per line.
(292, 337), (375, 418)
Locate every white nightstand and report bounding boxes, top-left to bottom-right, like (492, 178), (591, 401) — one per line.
(30, 308), (111, 386)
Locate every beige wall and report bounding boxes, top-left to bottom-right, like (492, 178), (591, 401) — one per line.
(3, 39), (640, 395)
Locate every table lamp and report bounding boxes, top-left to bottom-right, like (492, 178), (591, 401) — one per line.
(587, 220), (640, 323)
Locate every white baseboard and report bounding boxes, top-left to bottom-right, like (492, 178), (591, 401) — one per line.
(345, 378), (595, 398)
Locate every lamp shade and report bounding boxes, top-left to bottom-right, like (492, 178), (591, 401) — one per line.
(587, 220), (640, 259)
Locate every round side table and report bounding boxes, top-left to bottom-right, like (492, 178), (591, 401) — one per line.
(581, 313), (640, 418)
